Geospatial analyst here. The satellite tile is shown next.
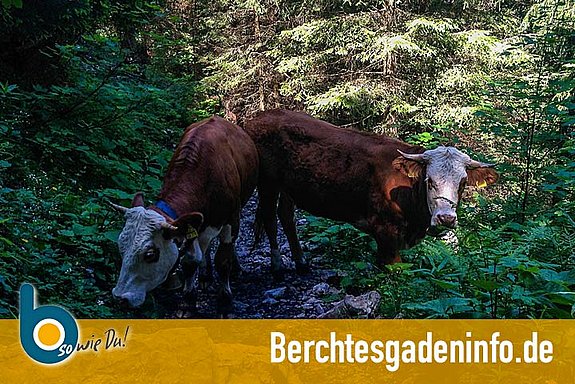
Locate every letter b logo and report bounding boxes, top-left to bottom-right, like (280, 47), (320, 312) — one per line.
(19, 284), (79, 364)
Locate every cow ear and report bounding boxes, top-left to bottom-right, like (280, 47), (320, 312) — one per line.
(392, 156), (425, 179)
(173, 212), (204, 230)
(466, 167), (498, 188)
(161, 212), (204, 240)
(131, 192), (145, 207)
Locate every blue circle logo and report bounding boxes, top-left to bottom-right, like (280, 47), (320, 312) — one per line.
(19, 284), (79, 364)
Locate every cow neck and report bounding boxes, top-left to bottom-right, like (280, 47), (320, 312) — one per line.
(152, 200), (178, 221)
(149, 201), (178, 223)
(414, 175), (431, 221)
(406, 174), (432, 243)
(154, 187), (206, 224)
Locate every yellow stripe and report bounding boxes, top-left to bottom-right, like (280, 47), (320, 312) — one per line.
(1, 319), (572, 383)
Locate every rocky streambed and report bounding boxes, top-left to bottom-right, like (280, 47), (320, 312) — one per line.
(148, 193), (380, 319)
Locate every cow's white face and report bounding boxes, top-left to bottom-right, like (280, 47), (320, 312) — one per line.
(393, 146), (498, 228)
(112, 207), (179, 307)
(423, 147), (472, 227)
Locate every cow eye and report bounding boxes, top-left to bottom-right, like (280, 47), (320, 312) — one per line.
(427, 177), (434, 189)
(143, 247), (160, 263)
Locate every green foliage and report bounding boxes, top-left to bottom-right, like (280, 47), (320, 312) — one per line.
(203, 0), (531, 137)
(303, 203), (575, 319)
(0, 1), (214, 318)
(0, 187), (118, 317)
(476, 0), (575, 219)
(1, 0), (22, 9)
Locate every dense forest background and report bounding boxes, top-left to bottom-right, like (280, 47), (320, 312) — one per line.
(0, 0), (574, 319)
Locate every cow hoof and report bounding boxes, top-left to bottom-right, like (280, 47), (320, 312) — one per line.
(183, 290), (198, 309)
(217, 296), (234, 317)
(295, 262), (311, 275)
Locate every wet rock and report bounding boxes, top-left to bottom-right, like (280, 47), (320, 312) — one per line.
(320, 269), (337, 280)
(305, 297), (321, 304)
(287, 285), (299, 295)
(317, 291), (381, 319)
(345, 291), (381, 314)
(314, 304), (325, 315)
(263, 298), (279, 305)
(311, 282), (330, 296)
(234, 301), (249, 311)
(264, 286), (287, 299)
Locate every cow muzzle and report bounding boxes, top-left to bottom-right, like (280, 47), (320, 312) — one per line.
(112, 288), (146, 308)
(436, 213), (457, 228)
(431, 211), (458, 228)
(430, 196), (458, 229)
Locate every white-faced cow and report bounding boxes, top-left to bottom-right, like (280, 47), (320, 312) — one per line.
(244, 110), (498, 278)
(110, 116), (259, 315)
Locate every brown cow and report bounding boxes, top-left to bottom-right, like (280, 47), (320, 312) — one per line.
(244, 109), (498, 278)
(110, 116), (259, 315)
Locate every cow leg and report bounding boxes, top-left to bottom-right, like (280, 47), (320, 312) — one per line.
(200, 245), (213, 286)
(258, 184), (283, 280)
(278, 193), (310, 275)
(181, 239), (202, 309)
(197, 226), (221, 286)
(230, 214), (243, 277)
(215, 224), (234, 317)
(181, 227), (222, 309)
(374, 232), (402, 267)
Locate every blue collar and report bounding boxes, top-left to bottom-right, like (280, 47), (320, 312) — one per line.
(155, 200), (178, 220)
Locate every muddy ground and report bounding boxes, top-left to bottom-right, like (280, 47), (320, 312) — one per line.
(149, 193), (342, 319)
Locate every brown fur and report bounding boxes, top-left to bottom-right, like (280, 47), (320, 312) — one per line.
(153, 116), (258, 228)
(245, 109), (432, 269)
(155, 116), (259, 314)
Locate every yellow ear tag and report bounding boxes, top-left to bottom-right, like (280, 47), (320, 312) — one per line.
(477, 180), (487, 188)
(186, 227), (198, 240)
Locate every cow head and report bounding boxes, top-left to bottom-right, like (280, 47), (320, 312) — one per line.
(393, 146), (498, 228)
(110, 193), (203, 307)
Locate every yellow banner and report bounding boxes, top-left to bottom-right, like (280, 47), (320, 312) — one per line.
(1, 320), (574, 383)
